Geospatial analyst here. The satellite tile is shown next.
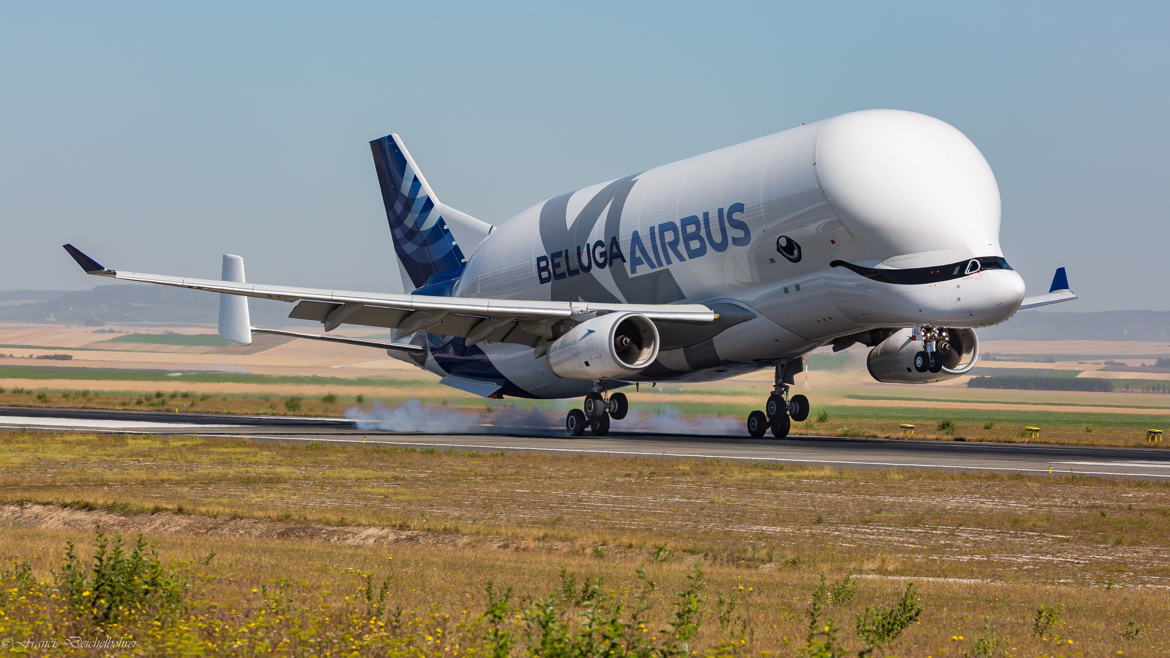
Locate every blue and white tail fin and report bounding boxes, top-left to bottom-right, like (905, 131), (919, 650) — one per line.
(370, 134), (492, 294)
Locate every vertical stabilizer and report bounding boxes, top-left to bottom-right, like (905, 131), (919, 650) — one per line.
(218, 254), (252, 345)
(370, 134), (493, 293)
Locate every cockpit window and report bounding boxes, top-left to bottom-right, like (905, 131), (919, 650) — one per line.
(831, 257), (1011, 285)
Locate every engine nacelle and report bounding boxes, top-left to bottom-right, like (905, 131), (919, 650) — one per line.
(866, 328), (979, 384)
(546, 313), (660, 379)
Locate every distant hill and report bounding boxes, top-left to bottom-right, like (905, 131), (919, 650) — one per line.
(979, 310), (1170, 342)
(0, 290), (72, 304)
(0, 284), (304, 326)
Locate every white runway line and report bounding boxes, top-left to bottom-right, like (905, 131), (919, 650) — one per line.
(0, 416), (237, 432)
(1055, 461), (1170, 469)
(228, 434), (1170, 478)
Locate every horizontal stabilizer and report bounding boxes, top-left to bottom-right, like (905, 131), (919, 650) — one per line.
(252, 328), (424, 352)
(440, 374), (503, 398)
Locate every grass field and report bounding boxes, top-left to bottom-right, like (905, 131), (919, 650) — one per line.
(0, 431), (1166, 655)
(1, 377), (1167, 447)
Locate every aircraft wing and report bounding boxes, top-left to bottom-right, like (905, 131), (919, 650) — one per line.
(63, 245), (716, 350)
(1018, 267), (1078, 310)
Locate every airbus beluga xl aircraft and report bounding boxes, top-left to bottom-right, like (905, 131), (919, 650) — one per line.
(65, 109), (1076, 438)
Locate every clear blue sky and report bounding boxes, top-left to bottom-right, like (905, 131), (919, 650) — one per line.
(1, 1), (1166, 311)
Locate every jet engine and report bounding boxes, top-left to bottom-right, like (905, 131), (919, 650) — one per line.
(546, 312), (660, 379)
(866, 328), (979, 384)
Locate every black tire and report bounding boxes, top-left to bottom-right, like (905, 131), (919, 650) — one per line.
(747, 410), (768, 438)
(607, 392), (629, 420)
(566, 409), (587, 436)
(590, 413), (610, 436)
(789, 394), (810, 422)
(770, 412), (791, 439)
(913, 351), (928, 372)
(583, 392), (605, 418)
(928, 354), (943, 373)
(765, 394), (785, 419)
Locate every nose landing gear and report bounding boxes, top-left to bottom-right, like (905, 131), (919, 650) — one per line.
(566, 387), (628, 437)
(746, 361), (810, 439)
(913, 326), (947, 374)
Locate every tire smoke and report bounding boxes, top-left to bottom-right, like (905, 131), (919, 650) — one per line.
(344, 399), (742, 437)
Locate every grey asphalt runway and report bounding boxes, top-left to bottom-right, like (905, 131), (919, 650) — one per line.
(3, 406), (1169, 479)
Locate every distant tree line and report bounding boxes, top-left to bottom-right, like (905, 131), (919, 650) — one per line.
(967, 376), (1114, 392)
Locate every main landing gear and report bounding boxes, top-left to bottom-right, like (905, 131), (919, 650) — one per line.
(566, 387), (628, 437)
(746, 361), (810, 439)
(912, 326), (947, 374)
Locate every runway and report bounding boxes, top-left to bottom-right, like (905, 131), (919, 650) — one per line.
(3, 406), (1169, 479)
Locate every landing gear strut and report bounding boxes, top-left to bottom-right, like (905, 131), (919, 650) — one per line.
(913, 326), (948, 374)
(746, 361), (810, 439)
(566, 387), (628, 437)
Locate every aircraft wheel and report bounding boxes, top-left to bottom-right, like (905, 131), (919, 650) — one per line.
(566, 409), (587, 436)
(583, 392), (605, 418)
(913, 351), (929, 372)
(788, 394), (810, 422)
(747, 410), (768, 438)
(607, 392), (628, 420)
(590, 413), (611, 436)
(928, 354), (943, 373)
(765, 394), (785, 419)
(770, 411), (791, 439)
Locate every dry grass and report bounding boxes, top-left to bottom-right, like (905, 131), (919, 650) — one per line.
(0, 430), (1167, 654)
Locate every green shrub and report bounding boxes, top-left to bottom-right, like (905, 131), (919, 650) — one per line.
(360, 572), (392, 619)
(802, 575), (845, 657)
(937, 419), (955, 434)
(827, 572), (856, 606)
(855, 582), (921, 656)
(322, 393), (338, 404)
(1033, 604), (1061, 637)
(53, 528), (187, 626)
(650, 542), (673, 562)
(0, 560), (33, 605)
(284, 396), (302, 412)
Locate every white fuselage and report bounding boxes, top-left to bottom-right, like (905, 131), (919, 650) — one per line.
(424, 109), (1025, 398)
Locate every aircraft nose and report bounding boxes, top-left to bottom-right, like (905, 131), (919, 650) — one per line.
(969, 269), (1026, 325)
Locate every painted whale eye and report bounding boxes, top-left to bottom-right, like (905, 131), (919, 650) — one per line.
(776, 235), (802, 263)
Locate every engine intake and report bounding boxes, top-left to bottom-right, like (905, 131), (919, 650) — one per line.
(866, 328), (979, 384)
(546, 313), (660, 379)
